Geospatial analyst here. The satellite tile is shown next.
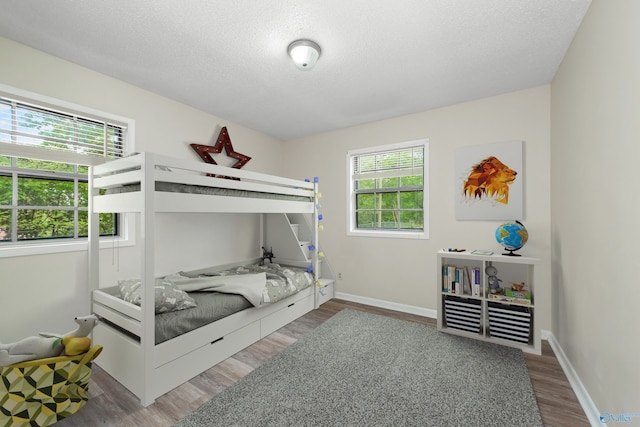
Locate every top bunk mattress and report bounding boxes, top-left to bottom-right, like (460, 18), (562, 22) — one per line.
(106, 182), (311, 202)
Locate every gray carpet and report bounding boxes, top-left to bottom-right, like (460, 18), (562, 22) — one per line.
(174, 309), (543, 427)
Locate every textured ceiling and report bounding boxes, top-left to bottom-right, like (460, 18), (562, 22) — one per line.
(0, 1), (591, 141)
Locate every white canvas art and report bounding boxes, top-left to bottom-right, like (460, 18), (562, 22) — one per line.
(455, 140), (523, 220)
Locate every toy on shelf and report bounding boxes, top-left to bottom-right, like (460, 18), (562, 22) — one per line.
(510, 282), (526, 292)
(485, 262), (503, 294)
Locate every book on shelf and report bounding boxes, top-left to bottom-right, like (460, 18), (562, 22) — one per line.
(449, 267), (455, 294)
(442, 265), (449, 292)
(472, 267), (481, 297)
(504, 289), (531, 300)
(443, 264), (480, 297)
(487, 293), (532, 305)
(454, 267), (462, 295)
(464, 266), (472, 295)
(443, 264), (484, 297)
(442, 264), (456, 293)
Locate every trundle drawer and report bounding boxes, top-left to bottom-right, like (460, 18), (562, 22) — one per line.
(261, 293), (314, 337)
(155, 320), (261, 397)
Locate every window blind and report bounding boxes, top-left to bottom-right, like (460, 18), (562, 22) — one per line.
(0, 94), (125, 166)
(352, 145), (424, 181)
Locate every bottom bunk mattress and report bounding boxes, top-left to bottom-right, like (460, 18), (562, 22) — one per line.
(109, 263), (314, 344)
(153, 292), (251, 345)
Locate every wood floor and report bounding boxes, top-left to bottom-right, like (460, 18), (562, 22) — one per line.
(56, 299), (590, 427)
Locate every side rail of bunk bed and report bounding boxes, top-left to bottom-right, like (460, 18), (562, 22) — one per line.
(90, 152), (316, 213)
(88, 152), (322, 406)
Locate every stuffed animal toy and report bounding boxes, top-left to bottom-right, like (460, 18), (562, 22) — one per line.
(39, 314), (99, 339)
(260, 246), (276, 266)
(0, 336), (64, 366)
(0, 314), (99, 366)
(485, 264), (503, 294)
(61, 335), (92, 356)
(511, 282), (526, 292)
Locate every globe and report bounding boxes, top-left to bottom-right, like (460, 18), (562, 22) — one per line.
(495, 221), (528, 256)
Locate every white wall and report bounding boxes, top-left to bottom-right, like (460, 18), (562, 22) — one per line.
(551, 0), (640, 416)
(0, 37), (284, 341)
(284, 86), (552, 330)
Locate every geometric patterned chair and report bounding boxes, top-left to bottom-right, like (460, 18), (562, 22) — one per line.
(0, 345), (102, 427)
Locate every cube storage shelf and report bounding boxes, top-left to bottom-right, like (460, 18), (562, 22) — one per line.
(436, 250), (541, 354)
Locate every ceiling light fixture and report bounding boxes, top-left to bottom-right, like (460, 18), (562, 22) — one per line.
(287, 39), (321, 70)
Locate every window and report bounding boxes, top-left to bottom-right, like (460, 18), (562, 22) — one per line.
(347, 139), (428, 239)
(0, 85), (132, 254)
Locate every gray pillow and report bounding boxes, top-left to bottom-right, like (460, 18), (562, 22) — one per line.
(118, 278), (197, 313)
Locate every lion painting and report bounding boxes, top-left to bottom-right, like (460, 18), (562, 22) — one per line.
(463, 156), (517, 204)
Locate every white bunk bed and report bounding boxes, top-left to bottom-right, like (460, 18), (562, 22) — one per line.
(88, 152), (328, 406)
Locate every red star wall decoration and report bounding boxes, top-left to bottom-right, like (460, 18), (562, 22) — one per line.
(190, 127), (251, 180)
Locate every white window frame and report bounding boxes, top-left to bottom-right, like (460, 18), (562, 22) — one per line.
(347, 139), (429, 240)
(0, 84), (136, 258)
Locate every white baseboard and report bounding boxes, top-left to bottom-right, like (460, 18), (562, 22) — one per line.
(547, 332), (602, 427)
(335, 292), (437, 319)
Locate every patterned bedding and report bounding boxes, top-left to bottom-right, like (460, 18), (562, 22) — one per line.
(153, 263), (313, 344)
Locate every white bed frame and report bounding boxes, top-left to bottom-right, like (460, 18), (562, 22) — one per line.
(88, 152), (326, 406)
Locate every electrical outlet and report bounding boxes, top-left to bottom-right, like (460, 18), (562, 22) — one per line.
(338, 272), (343, 280)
